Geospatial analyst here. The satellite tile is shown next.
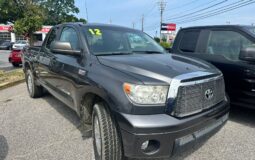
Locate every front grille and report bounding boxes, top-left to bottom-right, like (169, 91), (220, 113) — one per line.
(171, 77), (225, 117)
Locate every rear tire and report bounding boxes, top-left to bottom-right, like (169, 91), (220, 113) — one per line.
(92, 103), (123, 160)
(12, 63), (20, 67)
(25, 69), (43, 98)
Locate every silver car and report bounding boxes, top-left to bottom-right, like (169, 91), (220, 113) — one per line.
(12, 40), (28, 50)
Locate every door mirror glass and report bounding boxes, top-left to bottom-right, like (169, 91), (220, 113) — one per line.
(50, 41), (81, 56)
(239, 46), (255, 62)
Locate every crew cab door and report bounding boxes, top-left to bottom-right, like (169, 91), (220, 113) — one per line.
(39, 25), (89, 110)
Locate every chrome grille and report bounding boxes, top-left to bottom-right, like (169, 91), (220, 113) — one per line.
(171, 77), (225, 117)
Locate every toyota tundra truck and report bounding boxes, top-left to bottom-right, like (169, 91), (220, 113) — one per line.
(22, 23), (229, 160)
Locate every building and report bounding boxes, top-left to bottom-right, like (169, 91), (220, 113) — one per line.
(0, 24), (52, 42)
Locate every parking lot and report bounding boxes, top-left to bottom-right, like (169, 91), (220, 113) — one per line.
(0, 50), (13, 71)
(0, 83), (254, 160)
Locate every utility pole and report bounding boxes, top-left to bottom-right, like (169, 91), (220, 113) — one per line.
(109, 18), (112, 24)
(141, 14), (144, 32)
(85, 0), (89, 22)
(132, 22), (135, 29)
(158, 0), (167, 40)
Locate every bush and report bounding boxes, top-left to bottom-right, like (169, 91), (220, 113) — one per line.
(154, 37), (160, 43)
(160, 42), (171, 49)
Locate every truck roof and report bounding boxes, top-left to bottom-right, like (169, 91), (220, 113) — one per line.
(181, 25), (252, 30)
(55, 22), (136, 31)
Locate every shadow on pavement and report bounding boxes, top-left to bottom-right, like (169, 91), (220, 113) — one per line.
(0, 135), (8, 160)
(229, 105), (255, 128)
(42, 94), (92, 140)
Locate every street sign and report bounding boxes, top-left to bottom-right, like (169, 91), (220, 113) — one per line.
(0, 25), (12, 32)
(161, 23), (176, 31)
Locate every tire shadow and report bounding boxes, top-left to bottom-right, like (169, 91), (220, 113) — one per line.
(0, 135), (8, 160)
(42, 94), (92, 140)
(229, 105), (255, 128)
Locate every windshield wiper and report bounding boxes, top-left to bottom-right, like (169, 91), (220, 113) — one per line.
(132, 50), (164, 54)
(96, 52), (133, 56)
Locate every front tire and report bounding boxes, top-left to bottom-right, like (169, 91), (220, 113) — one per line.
(25, 69), (43, 98)
(92, 103), (123, 160)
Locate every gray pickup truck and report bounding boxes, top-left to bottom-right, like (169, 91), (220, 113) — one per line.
(22, 23), (229, 159)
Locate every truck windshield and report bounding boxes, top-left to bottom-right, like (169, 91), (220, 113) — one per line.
(83, 26), (165, 56)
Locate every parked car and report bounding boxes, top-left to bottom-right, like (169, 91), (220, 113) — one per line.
(9, 49), (22, 67)
(12, 40), (28, 50)
(22, 23), (229, 160)
(171, 25), (255, 109)
(0, 40), (13, 50)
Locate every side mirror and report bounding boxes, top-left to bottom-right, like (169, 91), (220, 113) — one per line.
(50, 41), (81, 56)
(239, 46), (255, 62)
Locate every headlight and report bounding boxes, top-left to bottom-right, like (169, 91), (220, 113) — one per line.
(123, 83), (169, 105)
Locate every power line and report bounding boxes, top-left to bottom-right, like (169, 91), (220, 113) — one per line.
(166, 0), (228, 21)
(165, 0), (202, 12)
(173, 0), (247, 22)
(145, 0), (219, 30)
(164, 0), (218, 20)
(144, 5), (157, 18)
(176, 0), (255, 24)
(175, 0), (254, 23)
(133, 2), (157, 24)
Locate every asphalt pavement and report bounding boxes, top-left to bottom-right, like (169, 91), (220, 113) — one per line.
(0, 83), (255, 160)
(0, 50), (16, 71)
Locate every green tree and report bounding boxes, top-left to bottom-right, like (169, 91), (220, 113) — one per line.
(0, 0), (85, 25)
(14, 3), (45, 45)
(60, 14), (87, 24)
(0, 0), (21, 23)
(39, 0), (82, 25)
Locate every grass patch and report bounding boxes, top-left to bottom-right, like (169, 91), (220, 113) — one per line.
(0, 69), (25, 85)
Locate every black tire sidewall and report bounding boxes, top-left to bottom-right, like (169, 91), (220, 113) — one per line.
(92, 105), (102, 160)
(25, 70), (35, 97)
(12, 63), (19, 67)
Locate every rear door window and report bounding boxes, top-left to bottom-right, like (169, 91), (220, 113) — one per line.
(179, 30), (200, 53)
(206, 30), (254, 61)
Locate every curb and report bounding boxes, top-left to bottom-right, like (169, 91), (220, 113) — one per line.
(0, 79), (25, 90)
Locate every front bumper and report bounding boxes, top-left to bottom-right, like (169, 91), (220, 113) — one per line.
(116, 100), (229, 159)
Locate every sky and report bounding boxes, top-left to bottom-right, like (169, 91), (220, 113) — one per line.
(75, 0), (255, 37)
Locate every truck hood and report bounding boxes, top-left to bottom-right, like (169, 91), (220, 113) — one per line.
(97, 53), (220, 84)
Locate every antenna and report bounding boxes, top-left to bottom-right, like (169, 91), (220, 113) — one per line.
(85, 0), (89, 22)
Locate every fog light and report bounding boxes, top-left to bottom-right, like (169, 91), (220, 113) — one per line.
(141, 141), (149, 150)
(141, 140), (160, 155)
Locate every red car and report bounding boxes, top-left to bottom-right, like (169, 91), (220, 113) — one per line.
(9, 49), (22, 67)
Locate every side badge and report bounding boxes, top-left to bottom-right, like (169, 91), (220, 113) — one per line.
(78, 69), (87, 76)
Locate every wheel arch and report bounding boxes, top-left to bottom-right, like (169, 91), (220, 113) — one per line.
(78, 90), (116, 122)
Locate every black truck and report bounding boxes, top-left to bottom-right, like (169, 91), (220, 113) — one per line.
(22, 23), (229, 160)
(171, 25), (255, 109)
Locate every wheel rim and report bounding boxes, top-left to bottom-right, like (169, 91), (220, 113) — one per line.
(27, 74), (33, 94)
(94, 115), (102, 157)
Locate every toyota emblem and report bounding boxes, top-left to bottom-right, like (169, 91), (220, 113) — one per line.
(205, 89), (214, 100)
